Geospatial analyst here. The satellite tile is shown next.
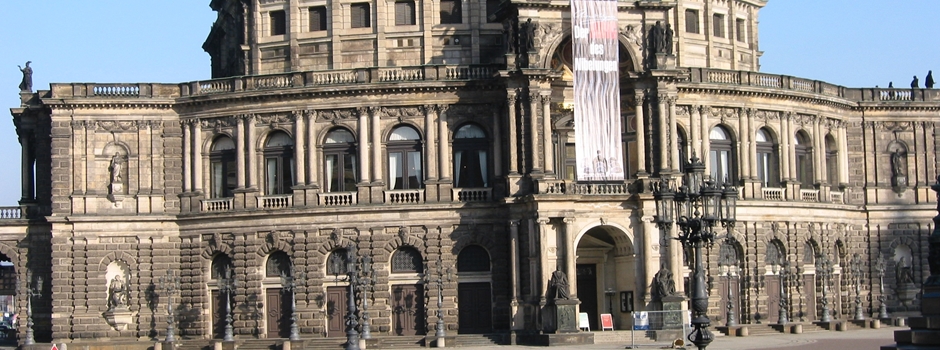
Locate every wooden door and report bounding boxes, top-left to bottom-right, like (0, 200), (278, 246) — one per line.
(266, 288), (290, 338)
(803, 274), (816, 321)
(391, 284), (426, 336)
(766, 276), (781, 324)
(720, 277), (741, 326)
(326, 286), (349, 337)
(576, 264), (598, 330)
(211, 290), (225, 339)
(457, 282), (492, 334)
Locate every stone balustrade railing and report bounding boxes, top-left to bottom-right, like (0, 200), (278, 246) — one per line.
(537, 180), (631, 196)
(48, 65), (501, 100)
(0, 206), (22, 219)
(452, 188), (492, 202)
(201, 198), (233, 212)
(762, 187), (786, 201)
(800, 189), (819, 202)
(319, 192), (357, 206)
(687, 68), (940, 102)
(385, 189), (424, 204)
(257, 195), (293, 210)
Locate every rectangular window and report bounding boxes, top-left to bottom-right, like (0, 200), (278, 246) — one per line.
(395, 1), (416, 25)
(685, 9), (700, 34)
(712, 13), (725, 38)
(309, 6), (327, 31)
(440, 0), (462, 24)
(735, 18), (746, 42)
(270, 10), (287, 36)
(351, 3), (371, 28)
(564, 143), (577, 181)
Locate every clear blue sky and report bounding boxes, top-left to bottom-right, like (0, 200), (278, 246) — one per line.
(1, 0), (938, 205)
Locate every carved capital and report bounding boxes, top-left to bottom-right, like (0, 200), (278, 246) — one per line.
(540, 94), (551, 105)
(529, 91), (540, 103)
(698, 105), (712, 116)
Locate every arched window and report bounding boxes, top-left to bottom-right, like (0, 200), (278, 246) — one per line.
(324, 128), (358, 192)
(326, 248), (350, 277)
(391, 247), (423, 273)
(388, 126), (423, 190)
(825, 134), (838, 185)
(264, 131), (295, 195)
(453, 124), (489, 188)
(457, 245), (491, 272)
(210, 136), (237, 198)
(794, 131), (814, 186)
(211, 254), (234, 280)
(266, 251), (292, 278)
(756, 128), (780, 187)
(708, 126), (736, 182)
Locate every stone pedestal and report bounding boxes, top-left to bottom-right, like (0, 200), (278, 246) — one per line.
(554, 299), (579, 333)
(898, 283), (919, 310)
(882, 284), (940, 349)
(104, 307), (133, 331)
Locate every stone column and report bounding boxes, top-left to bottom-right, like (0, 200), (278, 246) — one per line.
(371, 107), (383, 184)
(541, 94), (554, 176)
(838, 124), (849, 185)
(357, 108), (371, 183)
(700, 106), (711, 162)
(236, 117), (246, 189)
(424, 105), (438, 181)
(747, 109), (758, 180)
(780, 112), (792, 181)
(642, 217), (658, 304)
(564, 217), (577, 298)
(507, 92), (519, 174)
(787, 115), (797, 181)
(658, 95), (669, 172)
(247, 115), (258, 189)
(689, 105), (700, 165)
(305, 110), (318, 186)
(438, 105), (451, 180)
(182, 122), (191, 193)
(194, 121), (204, 193)
(529, 91), (542, 173)
(294, 111), (306, 186)
(814, 117), (824, 184)
(667, 96), (679, 171)
(738, 108), (750, 180)
(634, 90), (648, 175)
(492, 108), (503, 177)
(510, 220), (524, 330)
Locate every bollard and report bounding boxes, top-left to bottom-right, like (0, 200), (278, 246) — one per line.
(736, 327), (749, 337)
(791, 324), (803, 334)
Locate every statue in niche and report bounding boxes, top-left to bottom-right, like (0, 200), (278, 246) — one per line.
(891, 149), (908, 189)
(110, 153), (123, 184)
(549, 268), (570, 300)
(653, 265), (677, 300)
(18, 61), (32, 92)
(502, 17), (517, 54)
(520, 18), (536, 52)
(897, 257), (914, 285)
(664, 24), (674, 55)
(649, 21), (665, 54)
(108, 274), (129, 310)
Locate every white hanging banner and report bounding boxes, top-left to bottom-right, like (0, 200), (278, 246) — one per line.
(571, 0), (624, 181)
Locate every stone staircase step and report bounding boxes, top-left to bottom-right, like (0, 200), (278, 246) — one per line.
(454, 333), (511, 346)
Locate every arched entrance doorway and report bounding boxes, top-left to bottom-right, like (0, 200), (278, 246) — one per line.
(575, 225), (635, 331)
(0, 255), (14, 344)
(456, 245), (493, 334)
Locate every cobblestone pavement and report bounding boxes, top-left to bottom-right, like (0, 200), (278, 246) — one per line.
(0, 327), (899, 350)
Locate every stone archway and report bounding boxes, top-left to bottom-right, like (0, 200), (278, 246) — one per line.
(574, 225), (635, 330)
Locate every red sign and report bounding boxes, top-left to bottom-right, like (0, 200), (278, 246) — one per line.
(600, 313), (614, 330)
(51, 345), (59, 350)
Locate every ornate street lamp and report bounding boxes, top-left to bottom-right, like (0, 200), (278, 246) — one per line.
(874, 254), (888, 319)
(159, 270), (182, 342)
(851, 253), (865, 321)
(220, 269), (238, 342)
(345, 246), (361, 350)
(23, 274), (42, 346)
(817, 255), (833, 322)
(652, 155), (737, 350)
(434, 256), (455, 340)
(359, 256), (374, 340)
(282, 264), (307, 341)
(773, 261), (790, 325)
(725, 280), (737, 327)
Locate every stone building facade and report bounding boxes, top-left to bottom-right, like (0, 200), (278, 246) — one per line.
(3, 0), (939, 346)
